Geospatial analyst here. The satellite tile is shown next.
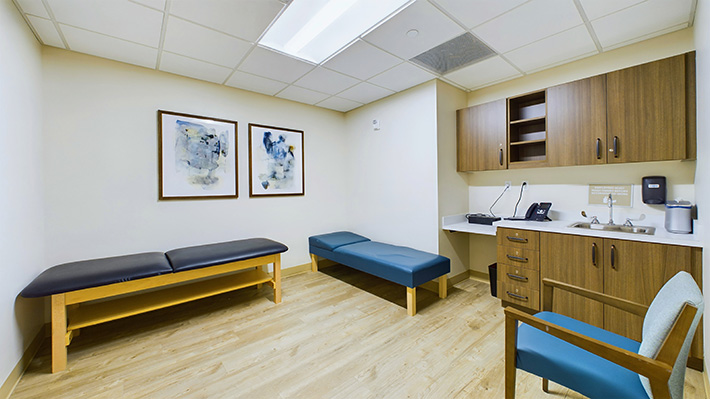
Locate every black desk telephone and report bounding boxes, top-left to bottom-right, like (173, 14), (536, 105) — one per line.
(505, 202), (552, 221)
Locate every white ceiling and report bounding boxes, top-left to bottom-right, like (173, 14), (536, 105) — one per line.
(14, 0), (697, 113)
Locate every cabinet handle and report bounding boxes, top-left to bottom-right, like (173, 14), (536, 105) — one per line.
(613, 136), (619, 158)
(596, 138), (601, 159)
(610, 244), (616, 269)
(591, 242), (597, 266)
(506, 291), (528, 301)
(506, 236), (528, 243)
(499, 148), (503, 166)
(506, 254), (528, 263)
(506, 273), (528, 282)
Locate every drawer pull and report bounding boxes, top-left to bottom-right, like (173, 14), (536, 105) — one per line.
(610, 244), (616, 269)
(506, 236), (528, 243)
(506, 254), (528, 263)
(506, 291), (528, 301)
(506, 273), (528, 282)
(592, 242), (597, 266)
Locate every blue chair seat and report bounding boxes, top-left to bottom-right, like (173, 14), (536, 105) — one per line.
(517, 311), (649, 399)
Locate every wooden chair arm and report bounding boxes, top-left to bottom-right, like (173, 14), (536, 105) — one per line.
(504, 306), (673, 382)
(542, 278), (648, 317)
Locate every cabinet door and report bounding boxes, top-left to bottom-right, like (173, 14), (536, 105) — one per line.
(547, 75), (607, 166)
(603, 240), (693, 341)
(456, 99), (506, 171)
(540, 233), (604, 329)
(606, 54), (687, 163)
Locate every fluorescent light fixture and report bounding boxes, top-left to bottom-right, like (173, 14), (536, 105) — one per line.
(260, 0), (411, 63)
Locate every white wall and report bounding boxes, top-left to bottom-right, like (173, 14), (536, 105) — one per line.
(692, 0), (710, 368)
(41, 48), (349, 269)
(436, 81), (469, 276)
(0, 0), (46, 386)
(344, 81), (439, 253)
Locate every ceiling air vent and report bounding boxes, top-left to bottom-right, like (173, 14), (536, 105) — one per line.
(410, 33), (496, 75)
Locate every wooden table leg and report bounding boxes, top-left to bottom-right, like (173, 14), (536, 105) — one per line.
(257, 265), (266, 289)
(273, 255), (281, 304)
(407, 287), (416, 316)
(310, 254), (318, 272)
(51, 294), (67, 373)
(438, 275), (447, 299)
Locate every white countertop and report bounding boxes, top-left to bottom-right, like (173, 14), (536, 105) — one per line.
(442, 214), (703, 248)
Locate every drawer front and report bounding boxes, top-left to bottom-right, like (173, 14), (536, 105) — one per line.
(497, 246), (540, 270)
(498, 281), (540, 310)
(497, 228), (539, 249)
(498, 264), (540, 291)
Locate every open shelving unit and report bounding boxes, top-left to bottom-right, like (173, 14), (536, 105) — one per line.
(507, 90), (547, 167)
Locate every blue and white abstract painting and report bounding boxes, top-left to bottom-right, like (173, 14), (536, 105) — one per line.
(160, 111), (237, 199)
(249, 124), (304, 197)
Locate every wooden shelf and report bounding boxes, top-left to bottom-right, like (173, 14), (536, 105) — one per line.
(510, 139), (546, 146)
(68, 269), (273, 331)
(508, 159), (547, 168)
(509, 116), (546, 125)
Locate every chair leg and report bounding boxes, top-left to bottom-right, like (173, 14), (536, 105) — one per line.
(542, 378), (549, 393)
(505, 313), (517, 399)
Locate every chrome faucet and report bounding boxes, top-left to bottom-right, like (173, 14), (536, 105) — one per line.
(607, 193), (614, 225)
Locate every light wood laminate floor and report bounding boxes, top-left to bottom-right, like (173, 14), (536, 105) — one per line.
(11, 265), (706, 398)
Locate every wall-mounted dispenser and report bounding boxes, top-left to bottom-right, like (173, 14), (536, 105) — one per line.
(642, 176), (666, 204)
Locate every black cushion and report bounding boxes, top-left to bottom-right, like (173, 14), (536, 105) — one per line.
(165, 238), (288, 273)
(20, 252), (173, 298)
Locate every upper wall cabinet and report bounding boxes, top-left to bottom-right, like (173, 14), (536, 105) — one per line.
(507, 90), (547, 168)
(457, 99), (506, 172)
(606, 53), (696, 163)
(547, 75), (607, 167)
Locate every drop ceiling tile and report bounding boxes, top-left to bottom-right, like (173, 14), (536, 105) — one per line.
(431, 0), (527, 29)
(505, 25), (598, 73)
(225, 70), (288, 96)
(163, 17), (251, 68)
(473, 0), (583, 53)
(367, 62), (435, 92)
(169, 0), (284, 42)
(317, 97), (363, 112)
(61, 24), (157, 68)
(160, 52), (233, 84)
(592, 0), (693, 49)
(238, 46), (314, 84)
(323, 40), (401, 80)
(27, 15), (64, 48)
(363, 0), (465, 60)
(276, 86), (330, 105)
(294, 68), (359, 96)
(15, 0), (50, 18)
(578, 0), (645, 20)
(45, 0), (163, 47)
(338, 82), (395, 104)
(444, 56), (521, 90)
(131, 0), (165, 10)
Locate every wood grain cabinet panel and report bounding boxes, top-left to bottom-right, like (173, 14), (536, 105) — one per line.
(456, 99), (506, 171)
(606, 54), (688, 163)
(547, 75), (607, 166)
(540, 233), (604, 329)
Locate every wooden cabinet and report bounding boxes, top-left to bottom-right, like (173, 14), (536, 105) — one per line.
(547, 75), (607, 166)
(539, 233), (604, 328)
(538, 232), (703, 368)
(606, 53), (695, 163)
(496, 228), (540, 310)
(456, 99), (506, 171)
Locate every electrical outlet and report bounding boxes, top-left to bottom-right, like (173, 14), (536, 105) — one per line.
(521, 181), (528, 190)
(504, 181), (511, 189)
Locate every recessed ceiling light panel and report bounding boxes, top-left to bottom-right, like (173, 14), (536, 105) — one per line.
(260, 0), (411, 64)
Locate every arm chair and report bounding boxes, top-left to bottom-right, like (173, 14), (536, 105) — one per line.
(505, 271), (703, 399)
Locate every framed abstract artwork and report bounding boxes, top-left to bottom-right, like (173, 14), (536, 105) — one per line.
(158, 110), (238, 200)
(248, 124), (305, 197)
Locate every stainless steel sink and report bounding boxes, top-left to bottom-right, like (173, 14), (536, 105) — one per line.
(569, 222), (656, 235)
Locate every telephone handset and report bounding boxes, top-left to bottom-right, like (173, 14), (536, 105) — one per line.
(506, 202), (552, 221)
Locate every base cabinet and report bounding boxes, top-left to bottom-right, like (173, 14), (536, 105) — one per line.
(539, 232), (703, 368)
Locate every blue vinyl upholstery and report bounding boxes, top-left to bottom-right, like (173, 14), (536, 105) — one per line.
(517, 312), (648, 399)
(309, 232), (450, 288)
